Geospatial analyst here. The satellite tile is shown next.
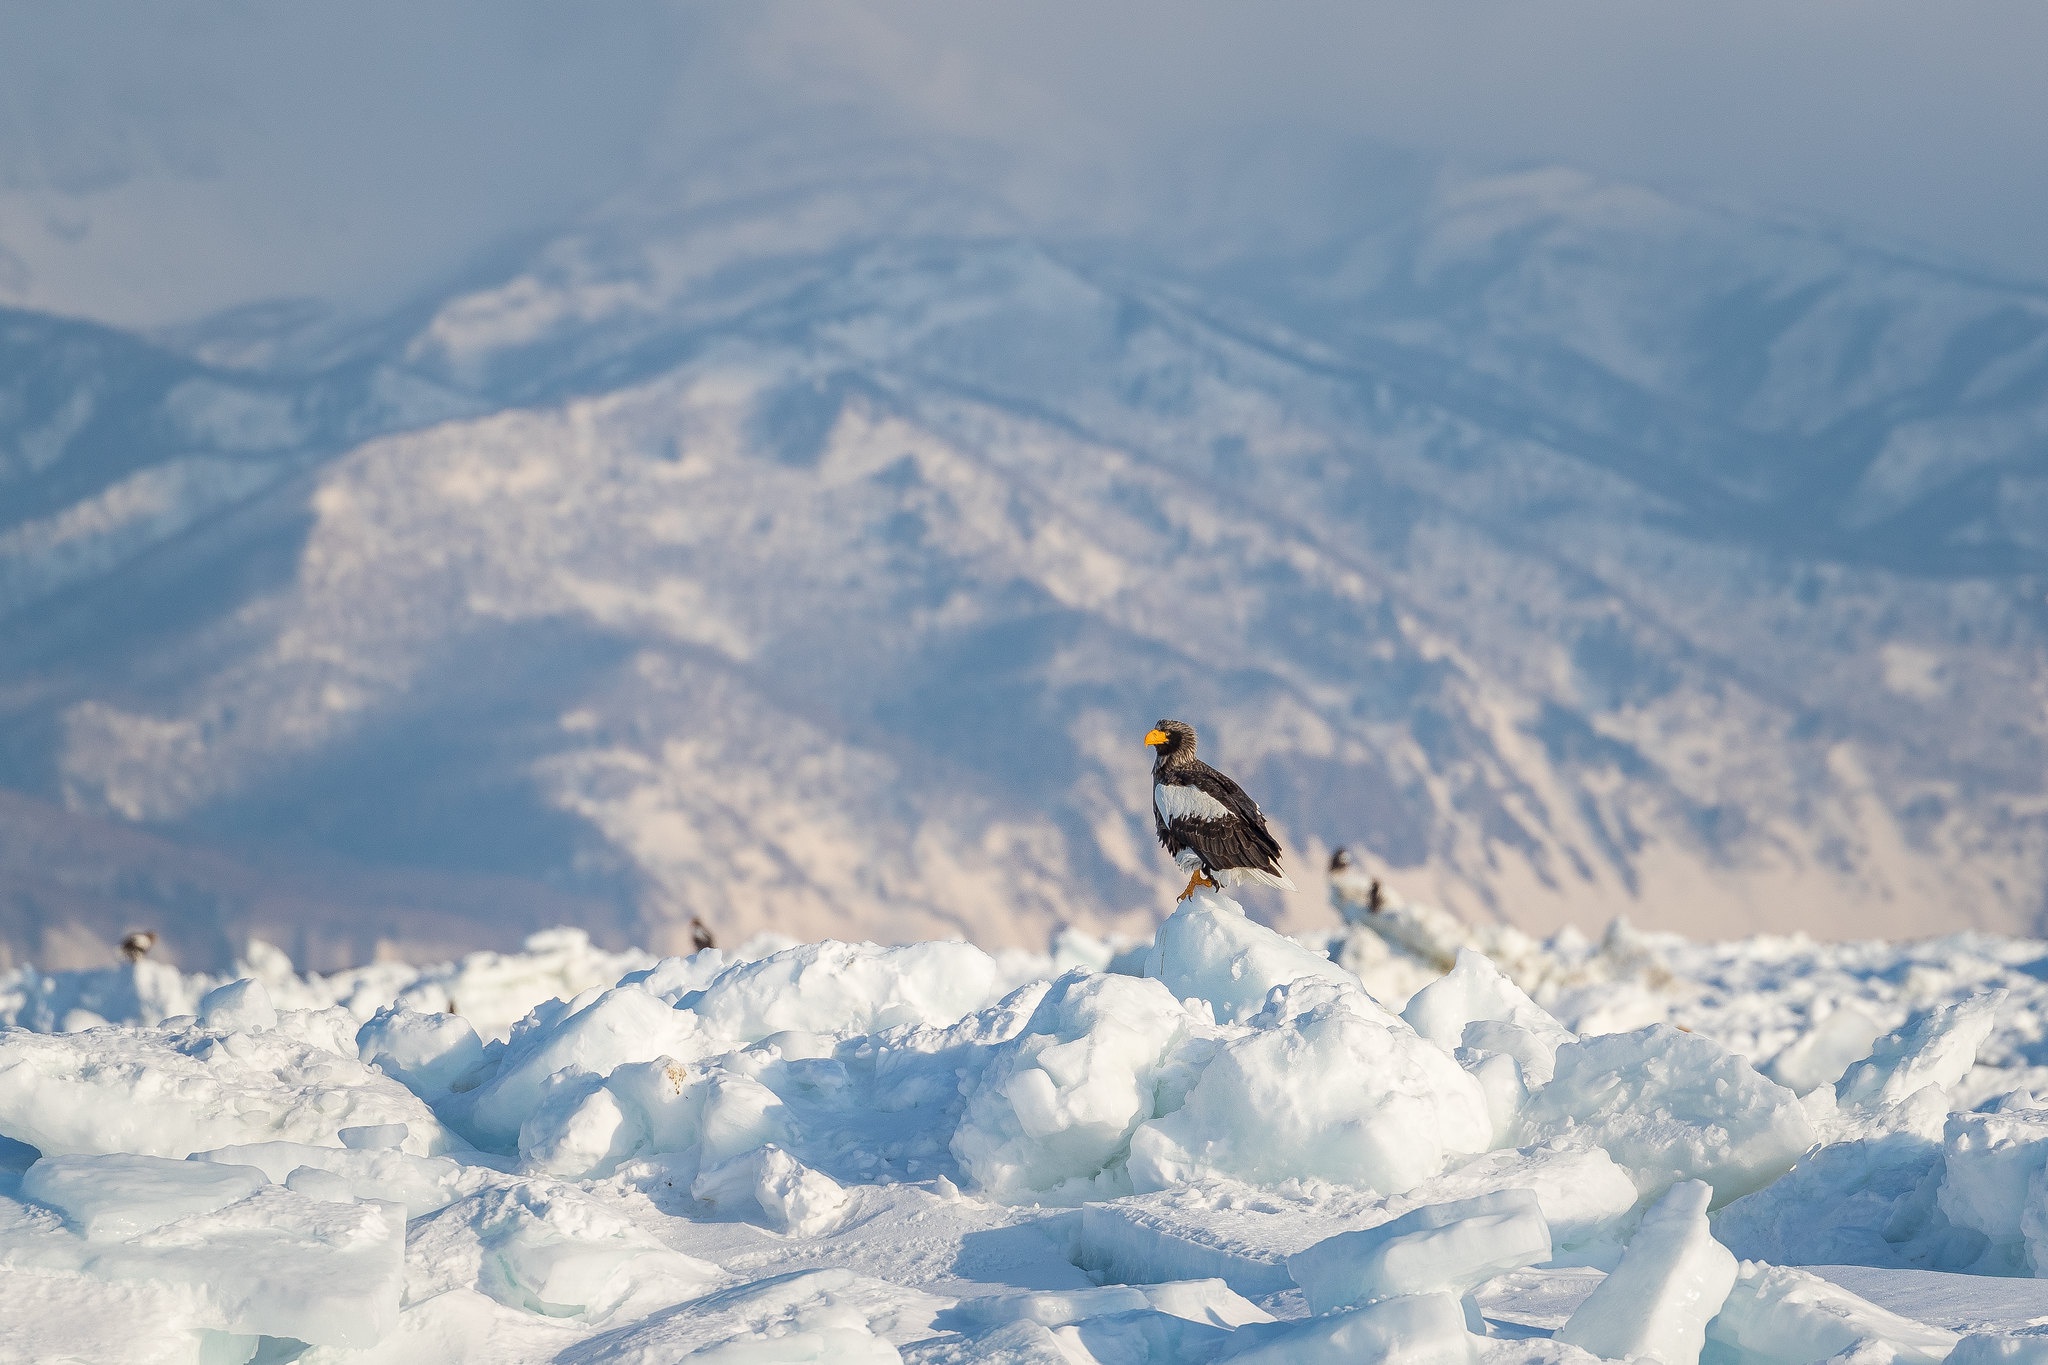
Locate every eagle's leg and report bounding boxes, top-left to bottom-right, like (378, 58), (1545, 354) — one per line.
(1176, 868), (1220, 902)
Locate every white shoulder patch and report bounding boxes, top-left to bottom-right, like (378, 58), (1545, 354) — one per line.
(1155, 782), (1234, 823)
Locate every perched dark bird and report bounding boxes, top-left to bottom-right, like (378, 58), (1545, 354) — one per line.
(1329, 847), (1387, 916)
(1145, 719), (1295, 901)
(1326, 845), (1464, 970)
(690, 917), (717, 953)
(120, 930), (158, 964)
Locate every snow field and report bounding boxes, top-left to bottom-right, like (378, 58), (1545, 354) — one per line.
(3, 893), (2048, 1360)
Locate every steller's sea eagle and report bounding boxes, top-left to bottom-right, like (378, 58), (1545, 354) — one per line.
(1145, 718), (1296, 901)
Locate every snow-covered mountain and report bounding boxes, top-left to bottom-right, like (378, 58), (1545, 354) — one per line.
(4, 152), (2046, 967)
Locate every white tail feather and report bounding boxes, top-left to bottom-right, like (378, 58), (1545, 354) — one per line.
(1218, 865), (1296, 892)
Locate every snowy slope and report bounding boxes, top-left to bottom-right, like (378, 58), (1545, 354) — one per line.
(2, 156), (2047, 963)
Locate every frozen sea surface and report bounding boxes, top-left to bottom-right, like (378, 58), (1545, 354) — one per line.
(4, 894), (2048, 1362)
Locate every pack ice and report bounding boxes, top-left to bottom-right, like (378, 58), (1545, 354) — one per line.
(6, 893), (2048, 1362)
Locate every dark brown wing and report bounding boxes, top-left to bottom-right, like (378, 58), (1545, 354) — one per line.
(1184, 761), (1282, 860)
(1149, 760), (1283, 875)
(1171, 815), (1286, 877)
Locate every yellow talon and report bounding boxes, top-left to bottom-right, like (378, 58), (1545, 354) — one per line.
(1176, 869), (1219, 902)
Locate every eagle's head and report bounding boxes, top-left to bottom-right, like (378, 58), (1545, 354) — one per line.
(1143, 718), (1197, 764)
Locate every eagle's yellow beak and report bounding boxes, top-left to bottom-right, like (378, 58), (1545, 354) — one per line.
(1144, 729), (1169, 747)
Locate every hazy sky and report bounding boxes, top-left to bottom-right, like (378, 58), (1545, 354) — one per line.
(3, 1), (2044, 329)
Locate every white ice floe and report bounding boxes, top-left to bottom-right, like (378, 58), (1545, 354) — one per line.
(193, 1134), (470, 1219)
(952, 969), (1210, 1203)
(21, 1153), (270, 1240)
(1074, 1141), (1636, 1303)
(1516, 1025), (1814, 1206)
(1404, 949), (1575, 1086)
(1394, 1143), (1638, 1264)
(0, 1014), (456, 1159)
(1226, 1291), (1479, 1365)
(1554, 1180), (1735, 1364)
(403, 1178), (723, 1324)
(10, 896), (2048, 1360)
(1936, 1101), (2048, 1273)
(1708, 1260), (1959, 1365)
(356, 1005), (488, 1097)
(5, 1152), (408, 1348)
(1286, 1189), (1552, 1314)
(679, 938), (1006, 1042)
(1837, 992), (2007, 1114)
(1126, 974), (1492, 1195)
(943, 1277), (1270, 1333)
(1952, 1332), (2048, 1365)
(1764, 1001), (1886, 1096)
(0, 927), (660, 1042)
(457, 983), (709, 1149)
(690, 1145), (849, 1237)
(551, 1266), (940, 1362)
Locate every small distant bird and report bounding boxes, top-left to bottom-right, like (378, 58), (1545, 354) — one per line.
(690, 917), (716, 953)
(1326, 848), (1464, 972)
(1145, 719), (1295, 901)
(1328, 847), (1387, 918)
(120, 930), (158, 964)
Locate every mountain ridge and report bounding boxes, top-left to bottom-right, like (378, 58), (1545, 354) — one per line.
(2, 157), (2044, 967)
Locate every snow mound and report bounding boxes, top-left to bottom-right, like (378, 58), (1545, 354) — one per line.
(1127, 979), (1493, 1194)
(1143, 891), (1360, 1024)
(952, 969), (1209, 1202)
(680, 938), (1006, 1042)
(356, 1003), (488, 1096)
(458, 984), (708, 1149)
(8, 911), (2048, 1359)
(692, 1144), (850, 1237)
(1404, 948), (1574, 1087)
(0, 1015), (456, 1159)
(1515, 1024), (1814, 1206)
